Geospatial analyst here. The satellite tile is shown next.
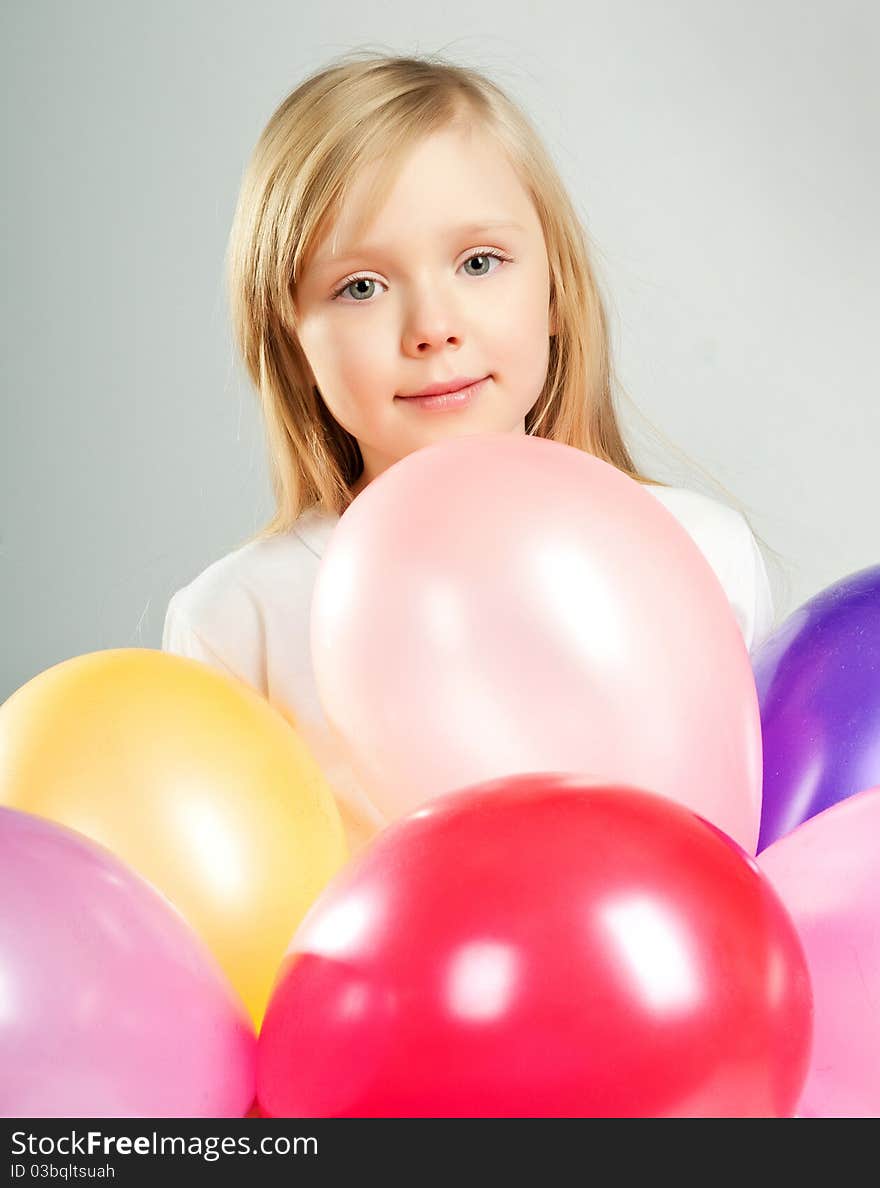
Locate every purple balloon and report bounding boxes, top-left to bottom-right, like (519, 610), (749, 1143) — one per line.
(754, 564), (880, 852)
(0, 808), (256, 1116)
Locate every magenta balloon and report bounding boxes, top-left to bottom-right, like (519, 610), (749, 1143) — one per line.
(0, 808), (256, 1117)
(312, 434), (762, 851)
(754, 564), (880, 850)
(758, 786), (880, 1117)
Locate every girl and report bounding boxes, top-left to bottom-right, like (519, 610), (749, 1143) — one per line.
(163, 51), (775, 852)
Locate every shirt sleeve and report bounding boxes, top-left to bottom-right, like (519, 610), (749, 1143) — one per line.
(741, 519), (776, 655)
(161, 588), (268, 694)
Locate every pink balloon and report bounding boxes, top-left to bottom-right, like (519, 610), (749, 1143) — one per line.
(0, 807), (256, 1117)
(312, 434), (762, 852)
(758, 785), (880, 1117)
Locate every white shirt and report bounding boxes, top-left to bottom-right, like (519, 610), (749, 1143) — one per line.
(162, 485), (775, 846)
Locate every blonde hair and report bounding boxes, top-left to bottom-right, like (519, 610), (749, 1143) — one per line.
(227, 50), (671, 540)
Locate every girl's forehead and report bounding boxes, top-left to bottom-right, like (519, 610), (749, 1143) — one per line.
(315, 129), (531, 258)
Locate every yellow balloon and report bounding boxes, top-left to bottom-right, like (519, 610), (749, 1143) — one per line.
(0, 648), (348, 1026)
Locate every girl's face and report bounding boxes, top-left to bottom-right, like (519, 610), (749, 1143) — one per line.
(294, 122), (555, 493)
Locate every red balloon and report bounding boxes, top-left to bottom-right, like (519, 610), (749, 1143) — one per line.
(258, 776), (812, 1117)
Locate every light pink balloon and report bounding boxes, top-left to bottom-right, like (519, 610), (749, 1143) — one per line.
(312, 434), (762, 852)
(758, 785), (880, 1118)
(0, 807), (256, 1117)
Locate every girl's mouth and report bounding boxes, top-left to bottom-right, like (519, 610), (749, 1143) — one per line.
(395, 376), (489, 411)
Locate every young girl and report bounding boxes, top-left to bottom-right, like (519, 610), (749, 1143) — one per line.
(162, 51), (775, 852)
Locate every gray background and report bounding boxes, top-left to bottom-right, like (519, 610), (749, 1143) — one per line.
(3, 1), (877, 700)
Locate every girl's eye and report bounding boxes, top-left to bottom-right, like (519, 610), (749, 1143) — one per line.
(331, 276), (386, 302)
(331, 249), (508, 302)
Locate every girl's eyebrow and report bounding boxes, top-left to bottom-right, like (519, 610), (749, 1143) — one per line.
(312, 221), (525, 272)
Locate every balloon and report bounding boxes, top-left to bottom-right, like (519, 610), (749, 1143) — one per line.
(0, 807), (255, 1116)
(274, 703), (384, 859)
(754, 564), (880, 850)
(758, 785), (880, 1117)
(0, 649), (348, 1026)
(312, 434), (763, 851)
(258, 775), (812, 1117)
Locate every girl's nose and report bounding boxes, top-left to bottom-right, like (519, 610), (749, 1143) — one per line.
(401, 288), (463, 356)
(409, 331), (461, 354)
